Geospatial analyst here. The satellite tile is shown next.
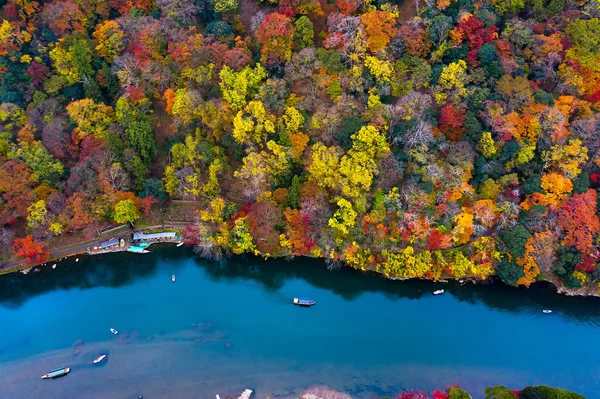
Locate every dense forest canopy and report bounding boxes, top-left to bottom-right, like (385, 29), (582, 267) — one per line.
(1, 0), (600, 290)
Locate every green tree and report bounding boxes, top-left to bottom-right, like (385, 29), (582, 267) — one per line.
(294, 16), (314, 49)
(448, 387), (473, 399)
(140, 178), (168, 202)
(566, 18), (600, 72)
(499, 224), (530, 259)
(485, 386), (516, 399)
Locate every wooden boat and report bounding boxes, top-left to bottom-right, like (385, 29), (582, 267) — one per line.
(433, 289), (445, 295)
(92, 354), (106, 364)
(41, 367), (70, 379)
(543, 309), (552, 314)
(172, 275), (176, 282)
(110, 328), (118, 335)
(293, 297), (315, 307)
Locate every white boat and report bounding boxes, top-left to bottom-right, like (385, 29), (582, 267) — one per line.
(172, 275), (176, 282)
(433, 289), (445, 295)
(52, 264), (57, 269)
(176, 242), (184, 247)
(543, 309), (552, 314)
(92, 354), (106, 364)
(75, 258), (79, 263)
(110, 328), (118, 335)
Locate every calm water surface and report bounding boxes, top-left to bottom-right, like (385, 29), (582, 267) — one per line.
(0, 246), (599, 399)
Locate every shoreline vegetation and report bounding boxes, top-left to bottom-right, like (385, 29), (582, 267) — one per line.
(297, 385), (586, 399)
(1, 221), (598, 298)
(2, 0), (600, 299)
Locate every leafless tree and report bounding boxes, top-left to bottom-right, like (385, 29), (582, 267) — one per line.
(108, 163), (131, 191)
(250, 10), (267, 33)
(377, 152), (403, 189)
(42, 117), (71, 159)
(157, 0), (199, 25)
(194, 242), (224, 261)
(395, 119), (434, 149)
(47, 192), (67, 215)
(0, 228), (14, 250)
(28, 98), (62, 130)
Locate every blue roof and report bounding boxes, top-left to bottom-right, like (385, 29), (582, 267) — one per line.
(100, 239), (119, 249)
(133, 232), (177, 240)
(128, 245), (147, 253)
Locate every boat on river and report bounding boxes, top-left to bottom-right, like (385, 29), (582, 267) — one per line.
(543, 309), (552, 314)
(172, 275), (176, 282)
(433, 289), (445, 295)
(110, 328), (118, 335)
(176, 242), (184, 247)
(293, 297), (315, 307)
(92, 354), (106, 364)
(128, 246), (150, 253)
(41, 367), (70, 379)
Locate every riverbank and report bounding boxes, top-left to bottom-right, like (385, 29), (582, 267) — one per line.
(0, 224), (600, 297)
(0, 224), (186, 276)
(3, 231), (600, 299)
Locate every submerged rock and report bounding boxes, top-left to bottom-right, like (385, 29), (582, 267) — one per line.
(300, 386), (352, 399)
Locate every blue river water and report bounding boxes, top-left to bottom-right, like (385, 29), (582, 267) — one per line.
(0, 246), (599, 399)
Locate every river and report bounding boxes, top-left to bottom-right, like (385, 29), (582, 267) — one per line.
(0, 246), (598, 399)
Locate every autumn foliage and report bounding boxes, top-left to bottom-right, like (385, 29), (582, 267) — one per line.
(12, 236), (51, 265)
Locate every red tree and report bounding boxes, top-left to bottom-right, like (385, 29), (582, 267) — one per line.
(557, 189), (600, 253)
(456, 16), (498, 66)
(255, 13), (295, 62)
(12, 236), (51, 265)
(438, 104), (466, 141)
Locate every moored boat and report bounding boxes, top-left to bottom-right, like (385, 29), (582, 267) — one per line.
(433, 289), (445, 295)
(92, 354), (107, 364)
(293, 297), (315, 307)
(176, 242), (184, 247)
(41, 367), (70, 379)
(110, 328), (118, 335)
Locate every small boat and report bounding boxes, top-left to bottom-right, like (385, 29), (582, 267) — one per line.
(543, 309), (552, 314)
(110, 328), (118, 335)
(52, 264), (57, 269)
(75, 258), (79, 263)
(293, 297), (315, 307)
(41, 367), (70, 379)
(172, 275), (176, 282)
(176, 242), (184, 247)
(92, 354), (106, 364)
(239, 389), (253, 399)
(433, 289), (445, 295)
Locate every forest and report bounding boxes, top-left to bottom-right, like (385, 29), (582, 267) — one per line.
(1, 0), (600, 291)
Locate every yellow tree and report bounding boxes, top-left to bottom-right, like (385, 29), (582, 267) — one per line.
(434, 60), (468, 104)
(328, 198), (357, 236)
(219, 64), (267, 111)
(66, 99), (116, 142)
(232, 101), (276, 146)
(92, 20), (124, 62)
